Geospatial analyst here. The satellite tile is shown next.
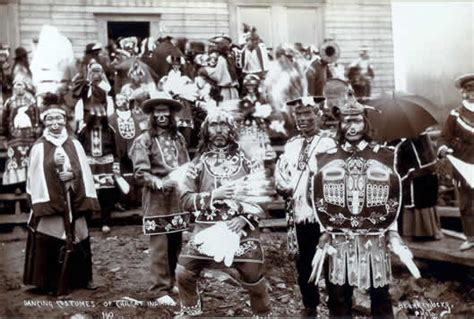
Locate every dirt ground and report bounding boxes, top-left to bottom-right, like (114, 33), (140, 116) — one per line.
(1, 225), (473, 318)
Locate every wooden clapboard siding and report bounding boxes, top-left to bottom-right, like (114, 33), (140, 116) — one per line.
(18, 0), (230, 58)
(16, 0), (395, 92)
(325, 0), (395, 93)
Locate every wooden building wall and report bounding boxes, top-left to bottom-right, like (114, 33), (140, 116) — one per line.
(16, 0), (395, 93)
(325, 0), (394, 93)
(17, 0), (230, 57)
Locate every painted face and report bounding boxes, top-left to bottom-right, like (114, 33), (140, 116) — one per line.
(341, 114), (366, 143)
(207, 52), (218, 67)
(130, 70), (144, 84)
(0, 50), (8, 63)
(89, 65), (103, 83)
(208, 119), (231, 148)
(44, 112), (66, 134)
(171, 62), (181, 72)
(294, 106), (318, 136)
(245, 83), (257, 93)
(153, 106), (171, 128)
(247, 37), (259, 50)
(13, 82), (26, 96)
(462, 81), (474, 103)
(115, 94), (129, 111)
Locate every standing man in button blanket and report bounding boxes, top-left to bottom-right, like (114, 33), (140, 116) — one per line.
(175, 109), (271, 316)
(310, 99), (419, 317)
(129, 91), (190, 306)
(438, 73), (474, 251)
(24, 94), (100, 295)
(274, 96), (335, 317)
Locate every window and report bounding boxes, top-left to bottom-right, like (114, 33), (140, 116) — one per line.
(231, 2), (324, 51)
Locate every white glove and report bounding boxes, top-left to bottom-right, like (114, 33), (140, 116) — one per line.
(194, 222), (240, 267)
(194, 226), (220, 258)
(309, 233), (337, 284)
(222, 228), (241, 267)
(387, 231), (421, 279)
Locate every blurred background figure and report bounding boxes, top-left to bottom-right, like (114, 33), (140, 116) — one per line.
(234, 74), (275, 167)
(199, 35), (239, 103)
(78, 101), (120, 234)
(0, 43), (12, 104)
(437, 73), (474, 251)
(150, 25), (184, 80)
(237, 25), (270, 81)
(2, 79), (38, 186)
(396, 133), (444, 241)
(108, 93), (144, 210)
(11, 47), (34, 94)
(347, 45), (374, 99)
(306, 39), (339, 97)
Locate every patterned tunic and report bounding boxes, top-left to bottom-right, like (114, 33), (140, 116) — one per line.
(2, 92), (38, 185)
(311, 140), (401, 289)
(179, 147), (265, 263)
(78, 124), (117, 189)
(130, 130), (190, 235)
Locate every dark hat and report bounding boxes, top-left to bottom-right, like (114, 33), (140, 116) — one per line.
(119, 37), (138, 51)
(454, 73), (474, 89)
(209, 35), (232, 44)
(141, 91), (183, 114)
(14, 47), (28, 58)
(287, 96), (326, 109)
(85, 42), (102, 53)
(189, 41), (206, 54)
(243, 74), (260, 87)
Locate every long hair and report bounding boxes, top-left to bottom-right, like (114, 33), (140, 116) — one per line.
(196, 114), (239, 156)
(13, 47), (32, 77)
(148, 113), (179, 138)
(336, 112), (374, 144)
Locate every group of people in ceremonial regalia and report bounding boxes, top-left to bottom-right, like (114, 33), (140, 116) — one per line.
(0, 21), (471, 318)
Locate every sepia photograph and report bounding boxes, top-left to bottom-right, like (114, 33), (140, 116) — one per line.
(0, 0), (473, 317)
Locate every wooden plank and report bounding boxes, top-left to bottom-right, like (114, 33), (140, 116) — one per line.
(259, 218), (286, 228)
(325, 12), (391, 20)
(442, 229), (466, 240)
(21, 18), (97, 26)
(18, 4), (228, 15)
(326, 23), (392, 30)
(19, 11), (53, 18)
(0, 193), (28, 201)
(161, 13), (230, 21)
(406, 236), (474, 267)
(33, 0), (230, 7)
(20, 25), (98, 33)
(0, 213), (28, 225)
(437, 206), (460, 218)
(162, 20), (229, 27)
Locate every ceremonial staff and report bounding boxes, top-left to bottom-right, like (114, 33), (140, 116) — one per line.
(54, 148), (75, 296)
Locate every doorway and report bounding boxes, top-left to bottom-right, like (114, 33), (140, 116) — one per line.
(107, 21), (150, 43)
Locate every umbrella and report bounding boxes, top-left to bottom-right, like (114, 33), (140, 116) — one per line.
(365, 92), (439, 142)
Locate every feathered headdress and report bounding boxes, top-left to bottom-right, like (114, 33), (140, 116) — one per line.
(31, 25), (75, 96)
